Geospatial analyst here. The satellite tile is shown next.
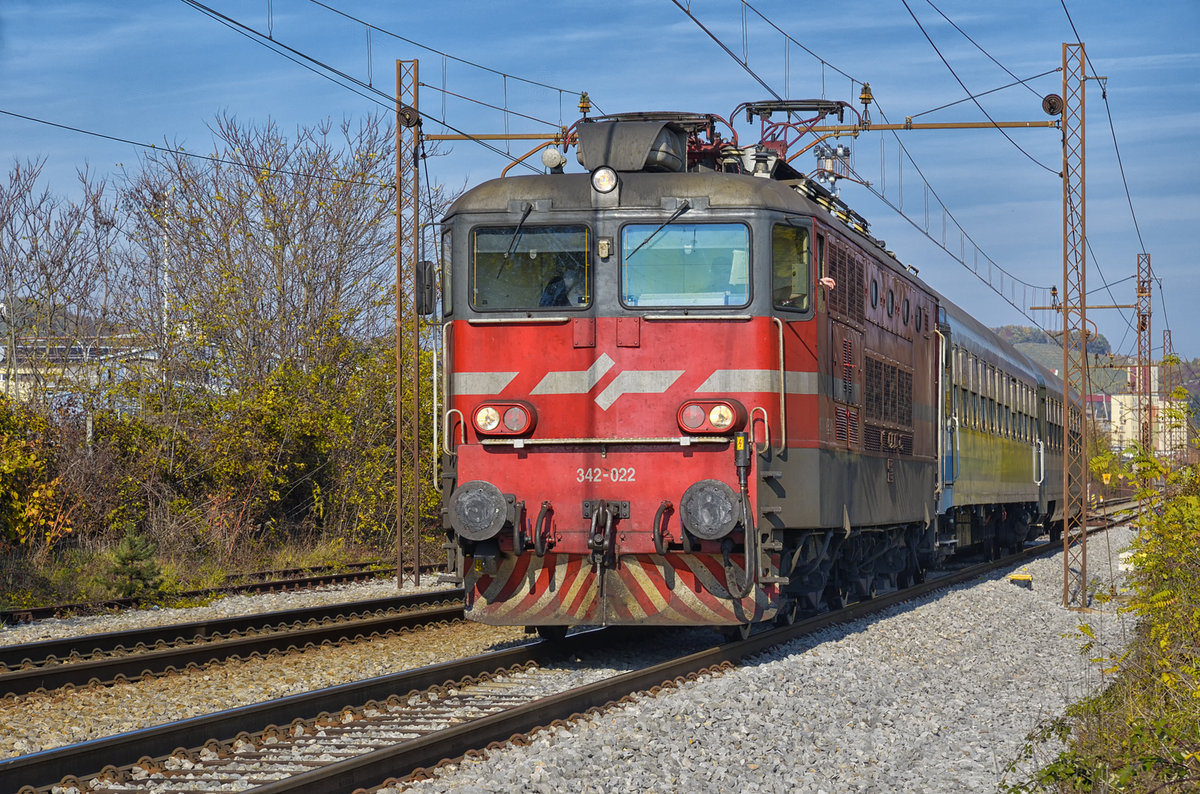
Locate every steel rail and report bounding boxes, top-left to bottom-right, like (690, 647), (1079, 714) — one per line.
(255, 540), (1085, 793)
(0, 601), (464, 698)
(8, 513), (1138, 793)
(1, 632), (615, 793)
(0, 589), (462, 670)
(0, 563), (444, 625)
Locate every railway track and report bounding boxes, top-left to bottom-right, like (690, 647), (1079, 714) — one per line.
(0, 562), (445, 626)
(0, 589), (464, 697)
(4, 514), (1135, 794)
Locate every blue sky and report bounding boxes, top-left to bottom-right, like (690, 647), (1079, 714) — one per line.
(2, 1), (1197, 360)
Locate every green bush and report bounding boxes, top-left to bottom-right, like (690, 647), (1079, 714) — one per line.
(1003, 442), (1200, 792)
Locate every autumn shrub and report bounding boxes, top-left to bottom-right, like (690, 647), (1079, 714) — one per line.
(1003, 443), (1200, 792)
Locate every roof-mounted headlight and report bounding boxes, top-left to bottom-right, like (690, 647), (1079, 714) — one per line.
(590, 166), (618, 194)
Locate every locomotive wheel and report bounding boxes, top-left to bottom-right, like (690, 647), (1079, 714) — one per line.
(535, 626), (569, 642)
(721, 623), (752, 642)
(824, 581), (852, 611)
(774, 600), (799, 626)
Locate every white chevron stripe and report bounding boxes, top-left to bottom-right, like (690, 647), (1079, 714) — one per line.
(696, 369), (818, 395)
(453, 371), (518, 395)
(595, 369), (684, 410)
(531, 353), (615, 395)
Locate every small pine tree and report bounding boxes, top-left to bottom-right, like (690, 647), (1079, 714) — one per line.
(110, 527), (162, 599)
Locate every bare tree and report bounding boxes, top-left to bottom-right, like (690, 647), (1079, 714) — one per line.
(121, 113), (398, 392)
(0, 159), (122, 407)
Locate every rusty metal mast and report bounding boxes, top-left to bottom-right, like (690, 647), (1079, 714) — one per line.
(396, 59), (422, 586)
(1136, 253), (1153, 451)
(1060, 43), (1089, 608)
(1162, 329), (1176, 399)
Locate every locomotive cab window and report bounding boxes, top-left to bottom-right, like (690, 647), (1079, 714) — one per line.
(772, 223), (811, 311)
(621, 222), (750, 307)
(470, 224), (591, 310)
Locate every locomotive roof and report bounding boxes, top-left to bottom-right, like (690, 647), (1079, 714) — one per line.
(445, 170), (821, 215)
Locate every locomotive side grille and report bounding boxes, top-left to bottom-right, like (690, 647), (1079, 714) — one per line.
(865, 424), (914, 456)
(864, 357), (883, 420)
(829, 246), (847, 317)
(841, 339), (854, 401)
(826, 244), (865, 324)
(851, 256), (865, 322)
(835, 405), (860, 444)
(865, 355), (914, 428)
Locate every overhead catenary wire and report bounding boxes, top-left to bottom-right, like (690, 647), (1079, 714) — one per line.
(1059, 0), (1147, 255)
(684, 1), (1058, 331)
(922, 0), (1046, 101)
(0, 107), (392, 189)
(307, 0), (593, 104)
(177, 0), (545, 174)
(899, 0), (1059, 176)
(908, 70), (1060, 120)
(1059, 1), (1165, 381)
(729, 2), (1059, 301)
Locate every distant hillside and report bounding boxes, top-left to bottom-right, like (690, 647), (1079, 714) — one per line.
(992, 325), (1127, 394)
(993, 324), (1111, 355)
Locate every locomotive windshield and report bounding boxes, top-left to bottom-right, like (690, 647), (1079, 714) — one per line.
(621, 223), (750, 307)
(470, 225), (591, 310)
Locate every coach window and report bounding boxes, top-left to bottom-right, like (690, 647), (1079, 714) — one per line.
(470, 224), (591, 311)
(887, 288), (895, 318)
(870, 278), (879, 309)
(771, 223), (811, 311)
(621, 222), (750, 307)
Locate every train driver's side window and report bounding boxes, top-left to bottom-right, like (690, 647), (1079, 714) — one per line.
(772, 223), (811, 311)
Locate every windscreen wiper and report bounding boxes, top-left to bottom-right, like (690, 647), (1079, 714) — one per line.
(498, 203), (534, 276)
(624, 199), (691, 261)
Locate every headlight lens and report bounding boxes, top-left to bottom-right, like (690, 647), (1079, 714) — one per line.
(708, 404), (734, 429)
(475, 406), (500, 432)
(591, 166), (618, 193)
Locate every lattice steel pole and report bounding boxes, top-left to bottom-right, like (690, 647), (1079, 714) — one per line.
(1163, 329), (1176, 398)
(1136, 254), (1152, 451)
(1163, 328), (1177, 464)
(396, 59), (421, 586)
(1061, 43), (1088, 608)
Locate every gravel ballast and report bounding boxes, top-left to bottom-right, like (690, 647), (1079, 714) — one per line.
(399, 529), (1136, 793)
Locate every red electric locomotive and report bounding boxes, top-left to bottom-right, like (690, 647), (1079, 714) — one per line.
(432, 104), (1068, 637)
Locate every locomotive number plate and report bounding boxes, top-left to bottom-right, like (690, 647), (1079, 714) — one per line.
(576, 466), (637, 483)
